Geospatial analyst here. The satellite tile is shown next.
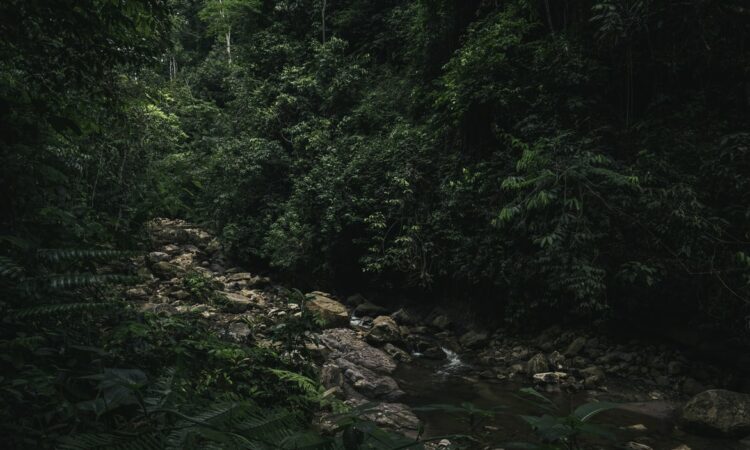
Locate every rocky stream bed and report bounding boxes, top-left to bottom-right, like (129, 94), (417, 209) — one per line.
(124, 219), (750, 450)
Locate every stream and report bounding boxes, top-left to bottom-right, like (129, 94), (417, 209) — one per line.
(393, 349), (747, 450)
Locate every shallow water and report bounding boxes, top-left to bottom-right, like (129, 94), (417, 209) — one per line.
(393, 352), (748, 450)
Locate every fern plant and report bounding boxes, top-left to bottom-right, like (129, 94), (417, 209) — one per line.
(0, 243), (142, 448)
(507, 388), (619, 450)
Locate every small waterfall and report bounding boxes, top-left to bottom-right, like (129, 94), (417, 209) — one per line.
(438, 346), (465, 374)
(349, 314), (363, 327)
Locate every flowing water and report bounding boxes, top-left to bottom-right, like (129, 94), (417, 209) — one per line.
(393, 351), (748, 450)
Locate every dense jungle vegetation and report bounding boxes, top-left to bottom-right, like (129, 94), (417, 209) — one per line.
(1, 0), (750, 448)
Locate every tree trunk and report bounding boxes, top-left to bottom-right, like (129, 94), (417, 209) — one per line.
(321, 0), (327, 44)
(226, 27), (232, 63)
(219, 0), (231, 63)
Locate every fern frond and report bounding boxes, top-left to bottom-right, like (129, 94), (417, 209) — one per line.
(37, 248), (141, 263)
(0, 256), (24, 279)
(11, 301), (115, 319)
(234, 407), (301, 439)
(47, 273), (139, 289)
(0, 335), (45, 350)
(270, 369), (321, 399)
(279, 431), (335, 450)
(58, 432), (163, 450)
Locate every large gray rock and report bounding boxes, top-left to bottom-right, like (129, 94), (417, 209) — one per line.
(361, 402), (420, 435)
(319, 328), (397, 374)
(681, 389), (750, 437)
(365, 316), (402, 345)
(306, 292), (349, 328)
(334, 357), (403, 400)
(459, 330), (489, 349)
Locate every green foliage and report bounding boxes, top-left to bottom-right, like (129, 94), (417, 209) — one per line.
(510, 388), (619, 450)
(182, 270), (223, 303)
(153, 0), (750, 330)
(0, 246), (326, 448)
(414, 402), (502, 437)
(199, 0), (261, 38)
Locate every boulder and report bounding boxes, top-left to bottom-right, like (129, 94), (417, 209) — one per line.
(220, 292), (254, 313)
(565, 336), (587, 356)
(383, 343), (412, 363)
(509, 363), (527, 377)
(345, 293), (367, 306)
(225, 272), (255, 282)
(354, 301), (388, 317)
(527, 353), (550, 375)
(431, 314), (452, 330)
(681, 389), (750, 437)
(125, 287), (149, 300)
(151, 261), (182, 279)
(366, 316), (402, 345)
(422, 345), (448, 360)
(147, 251), (170, 264)
(160, 244), (180, 255)
(548, 351), (566, 369)
(226, 322), (252, 342)
(533, 372), (568, 384)
(580, 365), (606, 386)
(623, 443), (653, 450)
(209, 263), (225, 274)
(667, 360), (684, 376)
(681, 377), (706, 396)
(204, 238), (222, 254)
(391, 308), (418, 325)
(459, 330), (489, 349)
(171, 290), (190, 300)
(361, 402), (420, 435)
(335, 357), (404, 400)
(148, 222), (189, 245)
(321, 363), (344, 390)
(184, 228), (212, 247)
(224, 272), (271, 290)
(307, 292), (349, 328)
(319, 329), (396, 373)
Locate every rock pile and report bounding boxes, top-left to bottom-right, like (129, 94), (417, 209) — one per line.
(124, 219), (421, 436)
(124, 218), (750, 444)
(123, 219), (299, 347)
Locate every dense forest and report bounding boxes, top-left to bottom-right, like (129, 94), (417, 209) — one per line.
(2, 0), (750, 449)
